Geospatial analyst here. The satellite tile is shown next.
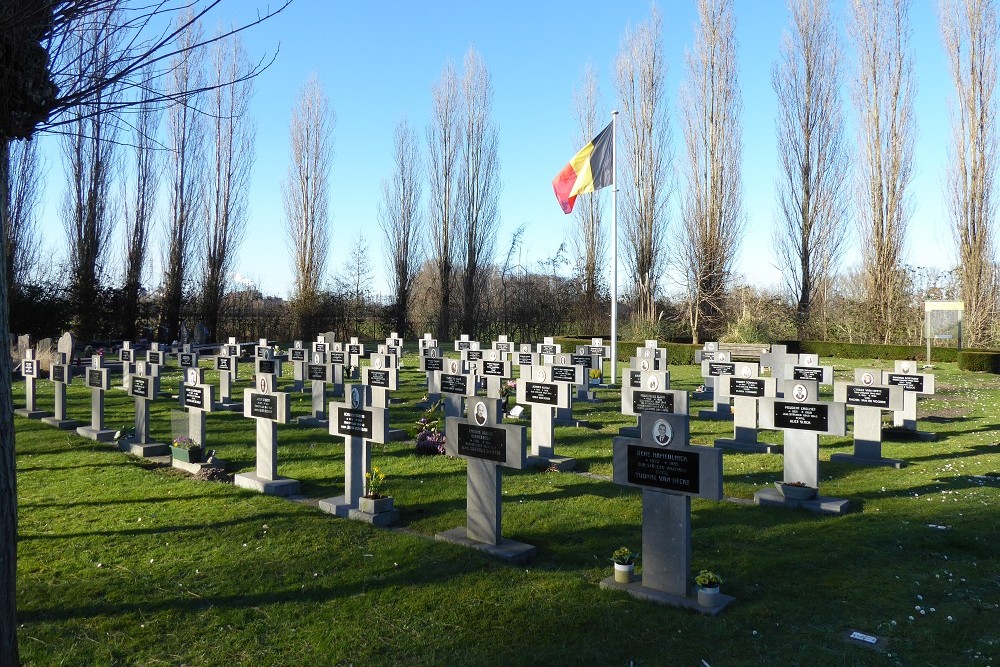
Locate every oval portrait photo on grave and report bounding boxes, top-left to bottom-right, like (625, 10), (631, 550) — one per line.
(428, 348), (437, 357)
(643, 348), (652, 358)
(718, 351), (728, 363)
(351, 386), (361, 409)
(450, 360), (458, 373)
(489, 350), (497, 360)
(901, 361), (912, 373)
(640, 359), (649, 371)
(474, 400), (487, 426)
(536, 368), (547, 382)
(186, 367), (199, 386)
(741, 365), (752, 378)
(259, 375), (270, 394)
(647, 375), (658, 391)
(374, 356), (382, 369)
(792, 382), (809, 402)
(803, 355), (815, 365)
(861, 371), (875, 386)
(653, 419), (672, 446)
(313, 352), (322, 364)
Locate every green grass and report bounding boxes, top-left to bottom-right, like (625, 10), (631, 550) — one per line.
(12, 354), (1000, 665)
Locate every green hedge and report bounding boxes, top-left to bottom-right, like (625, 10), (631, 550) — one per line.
(957, 351), (1000, 373)
(554, 337), (699, 365)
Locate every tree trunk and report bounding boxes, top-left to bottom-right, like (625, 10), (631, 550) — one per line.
(0, 136), (21, 666)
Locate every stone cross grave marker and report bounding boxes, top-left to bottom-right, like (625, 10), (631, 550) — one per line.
(699, 352), (759, 420)
(122, 361), (168, 457)
(15, 348), (50, 419)
(254, 339), (277, 377)
(146, 342), (169, 397)
(755, 381), (849, 514)
(436, 396), (534, 563)
(831, 369), (906, 468)
(76, 355), (116, 441)
(213, 338), (241, 411)
(383, 331), (403, 368)
(714, 373), (778, 453)
(882, 360), (936, 440)
(297, 344), (334, 427)
(319, 383), (395, 524)
(440, 357), (475, 419)
(290, 340), (308, 392)
(491, 334), (513, 355)
(347, 337), (364, 378)
(515, 364), (576, 470)
(234, 372), (299, 496)
(759, 344), (796, 395)
(586, 337), (613, 386)
(363, 353), (406, 441)
(42, 334), (81, 429)
(479, 347), (512, 403)
(176, 344), (199, 406)
(417, 345), (443, 408)
(547, 353), (590, 427)
(602, 410), (732, 614)
(535, 336), (561, 364)
(619, 368), (684, 438)
(323, 337), (347, 398)
(118, 340), (136, 388)
(179, 365), (215, 454)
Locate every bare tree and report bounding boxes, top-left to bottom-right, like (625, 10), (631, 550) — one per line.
(615, 8), (671, 330)
(571, 63), (608, 333)
(458, 47), (500, 338)
(942, 0), (999, 347)
(159, 11), (206, 343)
(378, 117), (421, 337)
(5, 139), (42, 302)
(773, 0), (849, 339)
(120, 62), (160, 339)
(284, 74), (334, 340)
(850, 0), (916, 344)
(678, 0), (744, 343)
(426, 61), (462, 342)
(61, 6), (122, 341)
(339, 231), (373, 335)
(200, 29), (254, 342)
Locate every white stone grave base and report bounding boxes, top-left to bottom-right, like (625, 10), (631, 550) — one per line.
(386, 428), (408, 442)
(553, 416), (591, 428)
(348, 506), (400, 527)
(691, 389), (713, 401)
(295, 415), (328, 428)
(714, 438), (780, 454)
(526, 454), (577, 472)
(698, 407), (733, 421)
(830, 452), (905, 469)
(599, 577), (735, 616)
(317, 496), (354, 518)
(213, 400), (242, 413)
(753, 487), (850, 515)
(233, 472), (300, 496)
(172, 457), (226, 475)
(881, 426), (937, 442)
(434, 527), (535, 564)
(15, 408), (51, 420)
(76, 425), (117, 442)
(42, 416), (80, 430)
(119, 440), (169, 458)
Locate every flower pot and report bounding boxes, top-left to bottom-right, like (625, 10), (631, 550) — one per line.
(613, 562), (634, 584)
(170, 446), (202, 463)
(697, 585), (721, 607)
(359, 495), (394, 514)
(774, 481), (817, 500)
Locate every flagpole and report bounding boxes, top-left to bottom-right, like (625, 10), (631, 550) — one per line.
(610, 110), (618, 386)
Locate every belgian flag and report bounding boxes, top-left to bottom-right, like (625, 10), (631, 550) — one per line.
(551, 121), (613, 214)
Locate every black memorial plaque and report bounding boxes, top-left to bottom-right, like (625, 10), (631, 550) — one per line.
(701, 350), (716, 361)
(291, 348), (307, 362)
(331, 351), (347, 365)
(570, 354), (592, 369)
(494, 342), (511, 352)
(179, 353), (194, 367)
(256, 347), (269, 358)
(629, 371), (642, 388)
(348, 345), (361, 356)
(367, 369), (390, 387)
(258, 360), (276, 374)
(130, 376), (152, 399)
(792, 366), (824, 382)
(846, 385), (892, 408)
(336, 407), (372, 438)
(632, 391), (674, 414)
(551, 365), (578, 383)
(120, 349), (132, 362)
(250, 393), (278, 420)
(539, 344), (557, 355)
(517, 353), (534, 365)
(482, 360), (505, 376)
(423, 356), (443, 372)
(51, 365), (65, 383)
(216, 356), (232, 371)
(314, 343), (328, 354)
(87, 369), (103, 388)
(589, 345), (607, 357)
(456, 340), (471, 350)
(307, 364), (328, 381)
(183, 386), (207, 410)
(225, 345), (239, 358)
(525, 382), (558, 405)
(730, 377), (766, 398)
(147, 351), (161, 365)
(774, 401), (829, 431)
(709, 362), (736, 376)
(440, 374), (468, 394)
(456, 424), (506, 463)
(466, 349), (483, 361)
(23, 361), (34, 376)
(627, 445), (700, 494)
(886, 373), (924, 392)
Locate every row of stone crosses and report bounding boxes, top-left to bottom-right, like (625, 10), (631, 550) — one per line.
(13, 331), (935, 614)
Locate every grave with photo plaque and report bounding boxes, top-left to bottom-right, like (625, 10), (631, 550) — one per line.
(297, 346), (333, 427)
(516, 364), (576, 470)
(383, 331), (404, 368)
(76, 355), (116, 441)
(754, 381), (849, 514)
(830, 370), (906, 468)
(479, 347), (512, 402)
(118, 341), (136, 389)
(619, 369), (684, 438)
(714, 373), (778, 453)
(882, 360), (937, 441)
(699, 352), (759, 420)
(254, 339), (277, 377)
(177, 366), (215, 459)
(176, 345), (199, 406)
(435, 397), (534, 563)
(571, 347), (600, 402)
(417, 347), (443, 408)
(601, 411), (732, 614)
(146, 342), (170, 397)
(346, 337), (364, 379)
(290, 340), (308, 392)
(213, 338), (241, 411)
(692, 342), (719, 401)
(234, 373), (299, 496)
(318, 384), (395, 525)
(15, 349), (50, 419)
(535, 336), (561, 364)
(785, 353), (833, 387)
(759, 344), (796, 396)
(547, 354), (590, 427)
(42, 333), (80, 429)
(586, 337), (613, 387)
(321, 337), (347, 398)
(439, 358), (475, 419)
(121, 361), (168, 457)
(363, 353), (406, 441)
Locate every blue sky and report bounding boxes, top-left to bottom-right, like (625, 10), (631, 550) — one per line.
(33, 0), (956, 299)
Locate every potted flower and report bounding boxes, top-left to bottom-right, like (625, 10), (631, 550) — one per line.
(170, 436), (203, 463)
(359, 466), (393, 514)
(114, 424), (136, 446)
(415, 402), (447, 455)
(611, 547), (638, 584)
(774, 480), (817, 500)
(589, 368), (602, 386)
(500, 380), (517, 412)
(695, 569), (723, 607)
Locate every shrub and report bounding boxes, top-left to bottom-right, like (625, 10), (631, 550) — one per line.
(957, 351), (1000, 373)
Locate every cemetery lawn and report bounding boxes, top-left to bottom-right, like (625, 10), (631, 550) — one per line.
(12, 353), (999, 666)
